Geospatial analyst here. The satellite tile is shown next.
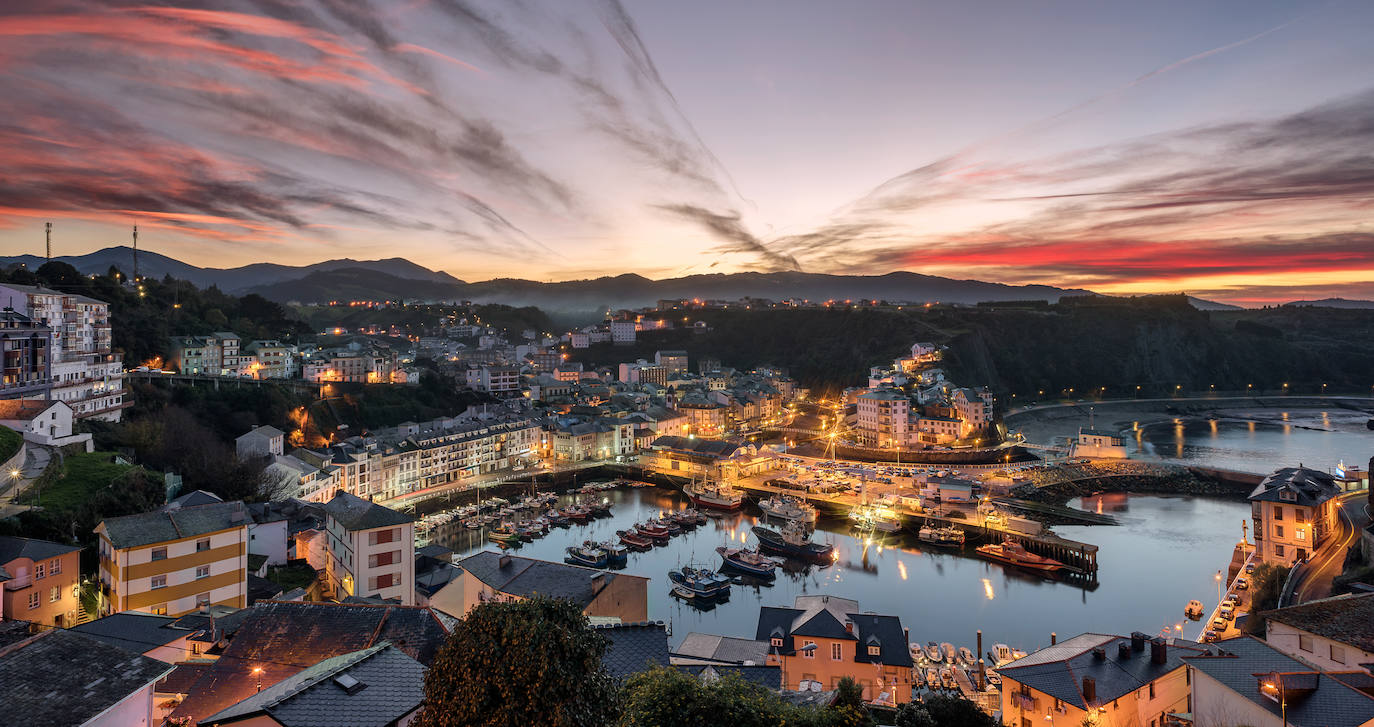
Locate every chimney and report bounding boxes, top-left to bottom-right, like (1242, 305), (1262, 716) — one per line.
(1082, 676), (1096, 703)
(904, 627), (909, 645)
(1131, 632), (1146, 652)
(498, 554), (512, 569)
(1092, 647), (1106, 661)
(1151, 638), (1167, 665)
(845, 620), (854, 635)
(1117, 642), (1132, 660)
(1051, 632), (1057, 646)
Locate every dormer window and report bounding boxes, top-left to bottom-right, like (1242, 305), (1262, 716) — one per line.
(1279, 490), (1296, 502)
(868, 645), (881, 656)
(770, 637), (783, 648)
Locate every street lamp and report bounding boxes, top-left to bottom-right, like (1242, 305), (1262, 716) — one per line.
(1215, 570), (1223, 604)
(252, 666), (264, 693)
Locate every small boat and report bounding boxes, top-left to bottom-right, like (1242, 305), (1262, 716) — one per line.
(975, 539), (1067, 574)
(941, 643), (957, 662)
(618, 530), (653, 550)
(487, 528), (521, 545)
(668, 512), (698, 530)
(758, 494), (818, 524)
(716, 546), (777, 579)
(909, 643), (925, 663)
(685, 479), (744, 510)
(545, 510), (570, 527)
(917, 525), (966, 547)
(989, 643), (1026, 667)
(939, 666), (956, 690)
(925, 667), (940, 687)
(636, 521), (669, 538)
(986, 671), (1001, 688)
(1185, 599), (1205, 621)
(679, 508), (707, 525)
(752, 522), (835, 562)
(566, 544), (609, 568)
(671, 584), (699, 600)
(597, 541), (629, 566)
(925, 642), (943, 663)
(668, 567), (731, 598)
(564, 507), (590, 523)
(958, 646), (975, 665)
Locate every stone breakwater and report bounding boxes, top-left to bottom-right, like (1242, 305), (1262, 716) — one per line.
(1013, 468), (1255, 505)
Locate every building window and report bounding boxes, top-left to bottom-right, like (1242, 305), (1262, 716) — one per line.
(195, 565), (211, 580)
(49, 558), (61, 575)
(151, 547), (168, 561)
(831, 643), (842, 660)
(1298, 635), (1313, 652)
(1275, 545), (1286, 557)
(1331, 645), (1346, 664)
(1296, 529), (1305, 541)
(868, 645), (881, 656)
(1275, 525), (1284, 538)
(196, 538), (210, 552)
(28, 592), (39, 609)
(770, 637), (783, 648)
(803, 640), (816, 659)
(1148, 682), (1155, 699)
(152, 604), (168, 615)
(151, 575), (167, 589)
(50, 586), (60, 603)
(1273, 506), (1283, 520)
(35, 563), (45, 579)
(1294, 508), (1307, 523)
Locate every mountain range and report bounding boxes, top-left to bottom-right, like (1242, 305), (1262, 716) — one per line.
(2, 245), (1249, 313)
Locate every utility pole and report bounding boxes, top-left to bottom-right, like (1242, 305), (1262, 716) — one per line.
(45, 222), (51, 261)
(132, 225), (139, 282)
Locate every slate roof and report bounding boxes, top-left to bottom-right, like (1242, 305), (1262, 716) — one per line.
(322, 491), (414, 531)
(1184, 636), (1374, 727)
(1248, 467), (1342, 507)
(167, 489), (224, 508)
(595, 622), (671, 679)
(0, 620), (35, 648)
(204, 643), (425, 727)
(677, 664), (782, 690)
(70, 612), (193, 654)
(157, 662), (212, 694)
(1259, 592), (1374, 652)
(98, 501), (248, 550)
(0, 629), (172, 726)
(754, 596), (912, 668)
(674, 633), (771, 665)
(167, 601), (448, 725)
(998, 632), (1207, 710)
(459, 550), (645, 606)
(0, 399), (61, 421)
(0, 535), (82, 564)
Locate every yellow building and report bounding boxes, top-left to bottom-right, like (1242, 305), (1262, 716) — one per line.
(95, 500), (249, 617)
(758, 595), (915, 705)
(1248, 467), (1343, 567)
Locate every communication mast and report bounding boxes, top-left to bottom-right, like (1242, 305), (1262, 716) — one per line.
(45, 222), (51, 261)
(132, 225), (140, 282)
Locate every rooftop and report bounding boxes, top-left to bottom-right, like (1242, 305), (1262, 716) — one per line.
(1184, 636), (1374, 727)
(1249, 467), (1343, 507)
(998, 632), (1208, 710)
(595, 622), (671, 680)
(0, 629), (172, 726)
(98, 500), (248, 550)
(69, 611), (196, 654)
(0, 399), (63, 421)
(1260, 592), (1374, 653)
(322, 490), (414, 531)
(0, 535), (82, 564)
(458, 550), (646, 606)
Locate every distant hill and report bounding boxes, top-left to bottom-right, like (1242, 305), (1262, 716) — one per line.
(1283, 298), (1374, 309)
(0, 246), (462, 291)
(1187, 296), (1242, 311)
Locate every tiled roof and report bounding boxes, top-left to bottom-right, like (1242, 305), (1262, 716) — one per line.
(0, 399), (59, 421)
(1248, 467), (1342, 507)
(1184, 636), (1374, 727)
(167, 489), (224, 508)
(167, 601), (448, 725)
(70, 612), (191, 654)
(0, 629), (172, 726)
(157, 662), (212, 694)
(1260, 592), (1374, 652)
(595, 622), (670, 679)
(205, 643), (425, 727)
(322, 491), (414, 531)
(792, 609), (854, 641)
(98, 501), (248, 550)
(459, 550), (644, 606)
(674, 633), (770, 665)
(999, 632), (1208, 710)
(0, 535), (82, 564)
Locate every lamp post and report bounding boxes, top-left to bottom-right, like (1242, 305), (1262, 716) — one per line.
(252, 666), (264, 693)
(1215, 570), (1223, 605)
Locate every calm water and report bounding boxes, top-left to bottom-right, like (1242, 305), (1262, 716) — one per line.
(430, 487), (1248, 653)
(1133, 408), (1373, 474)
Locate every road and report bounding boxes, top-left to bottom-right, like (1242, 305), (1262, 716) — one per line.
(1292, 491), (1370, 603)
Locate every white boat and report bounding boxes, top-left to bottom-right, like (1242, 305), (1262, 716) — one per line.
(958, 646), (975, 665)
(1185, 599), (1205, 620)
(990, 643), (1025, 667)
(917, 525), (966, 547)
(925, 667), (940, 687)
(940, 642), (957, 662)
(924, 642), (943, 663)
(758, 494), (818, 524)
(686, 479), (744, 510)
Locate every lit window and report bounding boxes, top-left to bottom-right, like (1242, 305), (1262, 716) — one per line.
(50, 586), (60, 603)
(28, 592), (40, 609)
(803, 641), (816, 659)
(49, 559), (61, 575)
(35, 563), (45, 579)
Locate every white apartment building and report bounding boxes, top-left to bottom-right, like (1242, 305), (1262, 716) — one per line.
(95, 500), (249, 617)
(0, 283), (128, 421)
(465, 365), (520, 395)
(855, 388), (910, 448)
(951, 387), (994, 437)
(321, 491), (415, 605)
(244, 339), (296, 379)
(610, 319), (636, 344)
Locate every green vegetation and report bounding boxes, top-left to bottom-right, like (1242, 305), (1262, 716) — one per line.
(619, 667), (868, 727)
(417, 596), (617, 727)
(20, 451), (154, 512)
(0, 425), (21, 464)
(894, 694), (999, 727)
(293, 301), (554, 339)
(1242, 562), (1291, 634)
(265, 563), (319, 592)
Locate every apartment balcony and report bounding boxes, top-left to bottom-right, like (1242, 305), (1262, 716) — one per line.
(2, 575), (33, 590)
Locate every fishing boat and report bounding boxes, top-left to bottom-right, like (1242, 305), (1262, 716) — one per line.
(668, 512), (698, 530)
(917, 525), (966, 547)
(685, 479), (744, 510)
(924, 642), (943, 663)
(587, 500), (612, 517)
(596, 541), (629, 566)
(487, 527), (521, 545)
(752, 522), (835, 561)
(565, 543), (609, 568)
(716, 546), (778, 579)
(850, 504), (902, 533)
(1185, 599), (1205, 620)
(975, 539), (1067, 574)
(939, 666), (956, 690)
(618, 529), (653, 550)
(958, 646), (976, 665)
(564, 506), (590, 523)
(668, 566), (731, 598)
(635, 521), (670, 541)
(680, 508), (707, 525)
(545, 510), (570, 527)
(758, 494), (818, 524)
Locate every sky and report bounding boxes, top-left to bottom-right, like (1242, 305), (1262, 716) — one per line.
(1, 0), (1372, 305)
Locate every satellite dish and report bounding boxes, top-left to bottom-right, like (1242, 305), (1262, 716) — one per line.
(810, 681), (821, 692)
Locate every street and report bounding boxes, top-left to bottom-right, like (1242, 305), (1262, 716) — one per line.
(1293, 491), (1370, 603)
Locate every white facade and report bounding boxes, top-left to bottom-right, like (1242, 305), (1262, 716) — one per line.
(325, 516), (415, 605)
(97, 524), (249, 617)
(1265, 621), (1374, 672)
(610, 319), (636, 344)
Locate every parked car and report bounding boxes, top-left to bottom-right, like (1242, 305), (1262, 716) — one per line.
(1202, 630), (1219, 643)
(1244, 563), (1256, 574)
(1219, 605), (1235, 620)
(1212, 617), (1228, 631)
(1235, 577), (1249, 590)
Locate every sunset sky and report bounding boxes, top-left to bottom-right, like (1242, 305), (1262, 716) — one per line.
(1, 1), (1372, 305)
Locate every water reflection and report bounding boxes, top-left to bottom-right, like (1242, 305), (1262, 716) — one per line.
(429, 486), (1249, 652)
(1135, 408), (1371, 474)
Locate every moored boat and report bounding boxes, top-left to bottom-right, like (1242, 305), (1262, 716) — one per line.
(1185, 599), (1205, 620)
(975, 539), (1067, 574)
(958, 646), (975, 665)
(685, 479), (744, 510)
(752, 521), (834, 562)
(924, 642), (943, 663)
(566, 543), (609, 568)
(758, 494), (818, 524)
(917, 524), (966, 547)
(940, 643), (956, 662)
(618, 529), (653, 549)
(716, 546), (778, 579)
(668, 566), (731, 598)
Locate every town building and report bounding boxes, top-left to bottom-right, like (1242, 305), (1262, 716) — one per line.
(610, 319), (637, 344)
(951, 386), (995, 437)
(997, 631), (1207, 727)
(0, 306), (51, 400)
(0, 398), (91, 450)
(855, 388), (910, 448)
(0, 625), (173, 727)
(70, 610), (217, 663)
(95, 500), (250, 617)
(1249, 467), (1344, 567)
(548, 417), (636, 462)
(235, 424), (284, 460)
(757, 595), (915, 704)
(0, 283), (127, 420)
(0, 535), (83, 627)
(640, 436), (776, 480)
(465, 364), (521, 395)
(167, 332), (249, 377)
(1184, 634), (1374, 727)
(1073, 428), (1129, 459)
(442, 551), (649, 623)
(654, 350), (689, 374)
(244, 339), (297, 379)
(619, 360), (669, 386)
(1258, 592), (1374, 672)
(321, 491), (415, 605)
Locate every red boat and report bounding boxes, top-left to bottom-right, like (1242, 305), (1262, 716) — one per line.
(564, 507), (590, 523)
(975, 539), (1067, 574)
(636, 521), (669, 538)
(618, 530), (653, 549)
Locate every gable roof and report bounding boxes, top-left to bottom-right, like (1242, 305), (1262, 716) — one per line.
(675, 633), (770, 665)
(458, 550), (645, 606)
(595, 622), (671, 679)
(0, 629), (172, 726)
(167, 601), (448, 725)
(999, 632), (1207, 710)
(677, 664), (782, 690)
(69, 612), (193, 654)
(1260, 592), (1374, 653)
(205, 643), (425, 727)
(1184, 636), (1374, 727)
(0, 399), (65, 421)
(322, 491), (414, 531)
(1248, 467), (1342, 507)
(98, 501), (248, 550)
(0, 535), (82, 565)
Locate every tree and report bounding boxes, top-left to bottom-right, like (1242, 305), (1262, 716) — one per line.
(916, 694), (998, 727)
(829, 677), (875, 727)
(619, 665), (839, 727)
(416, 596), (617, 727)
(893, 703), (936, 727)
